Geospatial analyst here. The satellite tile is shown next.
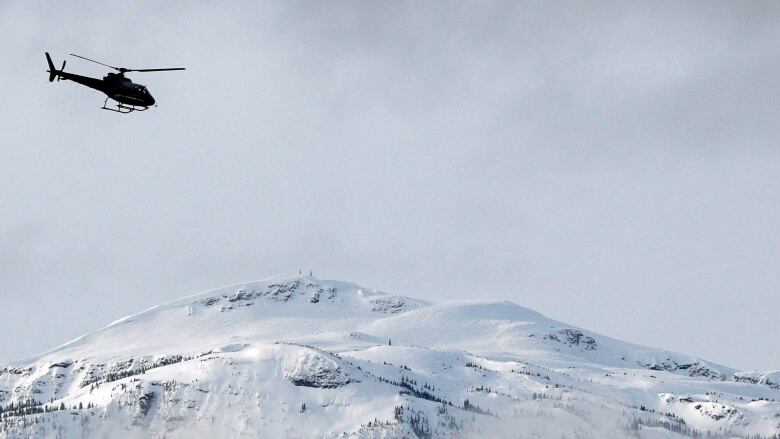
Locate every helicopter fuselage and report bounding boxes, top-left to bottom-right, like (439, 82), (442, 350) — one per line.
(53, 70), (155, 107)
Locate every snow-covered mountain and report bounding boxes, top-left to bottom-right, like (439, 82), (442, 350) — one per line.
(1, 276), (778, 438)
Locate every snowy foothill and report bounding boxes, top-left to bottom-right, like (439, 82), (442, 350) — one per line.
(0, 275), (778, 438)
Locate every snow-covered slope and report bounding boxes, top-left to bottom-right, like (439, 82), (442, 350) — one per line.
(1, 276), (778, 438)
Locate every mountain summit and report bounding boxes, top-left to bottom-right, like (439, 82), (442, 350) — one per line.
(1, 276), (778, 438)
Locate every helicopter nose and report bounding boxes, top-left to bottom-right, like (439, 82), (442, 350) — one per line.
(147, 96), (156, 106)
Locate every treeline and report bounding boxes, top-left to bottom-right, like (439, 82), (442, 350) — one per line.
(81, 354), (188, 388)
(0, 398), (95, 419)
(375, 374), (451, 406)
(626, 415), (780, 439)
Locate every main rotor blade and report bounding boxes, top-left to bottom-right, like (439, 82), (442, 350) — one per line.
(126, 67), (186, 72)
(69, 53), (120, 71)
(69, 54), (185, 73)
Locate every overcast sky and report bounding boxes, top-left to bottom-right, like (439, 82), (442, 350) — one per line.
(1, 1), (778, 370)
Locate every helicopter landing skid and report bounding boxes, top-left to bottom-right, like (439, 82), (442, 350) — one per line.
(101, 97), (149, 114)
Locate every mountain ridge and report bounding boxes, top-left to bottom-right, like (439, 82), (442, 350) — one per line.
(1, 275), (777, 438)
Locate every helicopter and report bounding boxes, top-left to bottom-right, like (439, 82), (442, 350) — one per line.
(45, 52), (185, 113)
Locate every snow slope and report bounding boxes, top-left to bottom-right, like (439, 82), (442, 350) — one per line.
(1, 275), (778, 438)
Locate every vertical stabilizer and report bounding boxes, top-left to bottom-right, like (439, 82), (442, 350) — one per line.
(45, 52), (57, 82)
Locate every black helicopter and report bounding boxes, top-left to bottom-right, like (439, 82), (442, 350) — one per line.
(45, 52), (184, 113)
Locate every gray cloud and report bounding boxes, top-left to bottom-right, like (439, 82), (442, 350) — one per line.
(0, 1), (778, 369)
